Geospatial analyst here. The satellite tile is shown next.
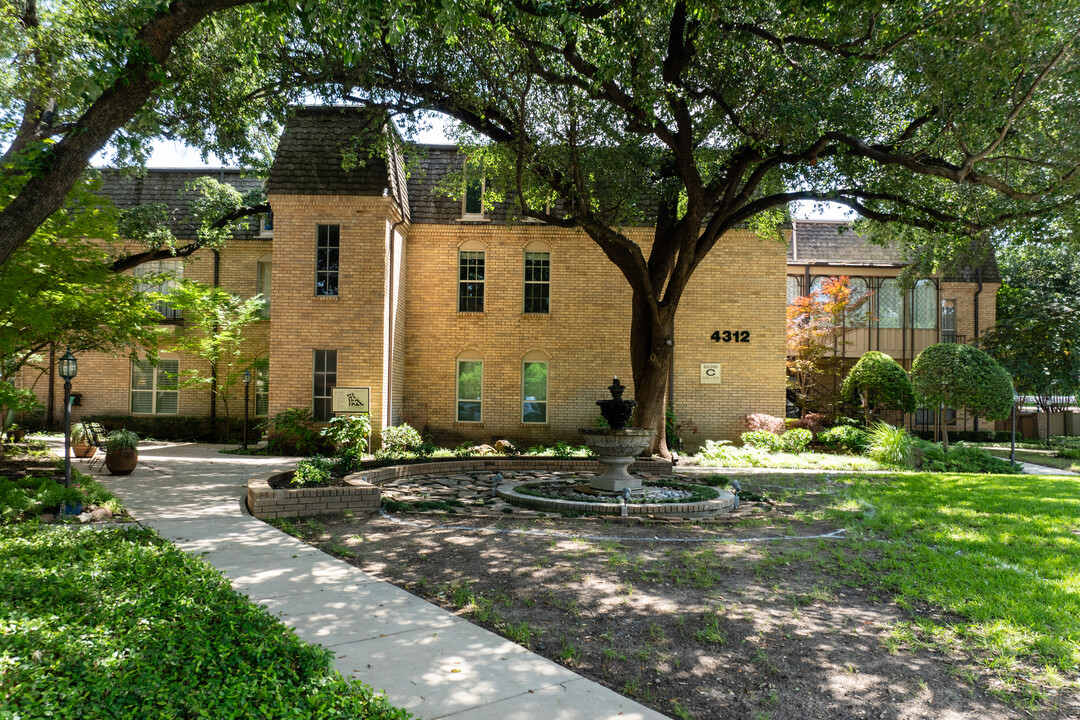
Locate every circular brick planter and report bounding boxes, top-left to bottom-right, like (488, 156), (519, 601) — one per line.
(496, 483), (736, 517)
(247, 456), (673, 520)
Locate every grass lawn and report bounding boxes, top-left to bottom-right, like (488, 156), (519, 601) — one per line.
(983, 448), (1080, 473)
(832, 471), (1080, 708)
(0, 525), (411, 720)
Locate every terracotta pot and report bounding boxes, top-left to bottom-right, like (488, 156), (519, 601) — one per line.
(105, 448), (138, 475)
(73, 441), (96, 458)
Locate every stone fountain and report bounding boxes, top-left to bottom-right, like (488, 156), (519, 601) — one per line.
(579, 377), (654, 492)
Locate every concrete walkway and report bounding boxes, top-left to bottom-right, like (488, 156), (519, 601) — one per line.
(1015, 460), (1077, 476)
(72, 442), (666, 720)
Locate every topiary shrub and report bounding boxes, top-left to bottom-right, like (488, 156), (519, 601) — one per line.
(742, 413), (785, 435)
(780, 428), (813, 453)
(818, 425), (870, 454)
(911, 343), (1014, 451)
(841, 351), (916, 426)
(741, 430), (784, 452)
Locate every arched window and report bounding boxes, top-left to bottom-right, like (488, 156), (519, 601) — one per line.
(878, 279), (902, 328)
(912, 279), (937, 329)
(456, 351), (483, 422)
(522, 351), (549, 423)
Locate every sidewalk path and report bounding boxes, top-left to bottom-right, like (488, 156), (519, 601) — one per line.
(74, 442), (666, 720)
(1015, 460), (1077, 476)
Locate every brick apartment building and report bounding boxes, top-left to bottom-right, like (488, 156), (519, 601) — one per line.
(31, 107), (997, 447)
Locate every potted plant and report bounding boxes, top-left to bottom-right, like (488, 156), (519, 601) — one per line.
(104, 429), (139, 475)
(5, 423), (25, 443)
(71, 422), (95, 458)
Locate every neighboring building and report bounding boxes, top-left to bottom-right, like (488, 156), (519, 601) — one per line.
(28, 107), (997, 446)
(787, 219), (1000, 434)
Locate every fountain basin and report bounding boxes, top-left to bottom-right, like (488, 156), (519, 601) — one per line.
(579, 427), (654, 492)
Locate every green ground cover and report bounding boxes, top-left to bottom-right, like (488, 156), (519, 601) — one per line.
(694, 442), (888, 470)
(834, 471), (1080, 706)
(0, 525), (411, 720)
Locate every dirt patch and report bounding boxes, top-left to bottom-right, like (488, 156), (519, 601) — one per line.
(276, 474), (1074, 720)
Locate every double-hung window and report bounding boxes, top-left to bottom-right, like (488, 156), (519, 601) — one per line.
(313, 350), (337, 422)
(316, 224), (340, 296)
(458, 250), (485, 312)
(523, 251), (550, 314)
(131, 359), (179, 414)
(134, 259), (183, 320)
(256, 256), (271, 318)
(462, 163), (485, 219)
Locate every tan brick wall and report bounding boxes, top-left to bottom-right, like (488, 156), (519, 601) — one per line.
(266, 194), (403, 443)
(400, 225), (786, 447)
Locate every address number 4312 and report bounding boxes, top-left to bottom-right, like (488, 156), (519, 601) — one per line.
(711, 330), (750, 343)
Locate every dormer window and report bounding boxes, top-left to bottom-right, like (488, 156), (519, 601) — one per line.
(460, 162), (486, 220)
(259, 211), (274, 237)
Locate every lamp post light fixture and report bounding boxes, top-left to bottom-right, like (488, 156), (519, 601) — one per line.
(58, 347), (78, 489)
(242, 370), (252, 451)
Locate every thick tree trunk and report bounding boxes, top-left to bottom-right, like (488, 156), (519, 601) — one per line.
(628, 289), (675, 458)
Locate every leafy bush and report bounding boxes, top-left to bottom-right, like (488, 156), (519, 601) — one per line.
(85, 414), (246, 442)
(291, 455), (335, 487)
(381, 423), (423, 453)
(696, 439), (883, 470)
(741, 430), (783, 452)
(263, 408), (328, 455)
(916, 442), (1021, 474)
(0, 471), (121, 521)
(865, 422), (915, 467)
(321, 414), (371, 453)
(780, 428), (813, 454)
(0, 526), (412, 719)
(334, 447), (364, 476)
(818, 425), (870, 454)
(841, 351), (917, 424)
(742, 413), (785, 435)
(790, 412), (827, 435)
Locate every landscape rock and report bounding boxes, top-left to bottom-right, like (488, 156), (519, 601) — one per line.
(39, 513), (54, 524)
(90, 507), (113, 521)
(470, 444), (497, 456)
(494, 439), (516, 454)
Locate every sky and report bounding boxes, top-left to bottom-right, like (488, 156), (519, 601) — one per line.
(112, 119), (854, 221)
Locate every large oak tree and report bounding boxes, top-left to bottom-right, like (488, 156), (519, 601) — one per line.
(277, 0), (1080, 453)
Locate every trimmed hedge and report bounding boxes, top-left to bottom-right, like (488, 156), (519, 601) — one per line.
(84, 414), (247, 442)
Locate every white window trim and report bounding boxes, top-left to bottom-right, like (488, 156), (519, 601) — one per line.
(254, 359), (269, 417)
(131, 359), (179, 415)
(258, 211), (274, 237)
(458, 162), (490, 222)
(523, 247), (551, 315)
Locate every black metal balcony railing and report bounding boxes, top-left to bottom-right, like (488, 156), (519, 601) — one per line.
(940, 331), (966, 344)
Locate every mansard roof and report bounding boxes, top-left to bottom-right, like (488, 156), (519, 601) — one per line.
(266, 106), (409, 221)
(790, 220), (1000, 284)
(94, 168), (264, 241)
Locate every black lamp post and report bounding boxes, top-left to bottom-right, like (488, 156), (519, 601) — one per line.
(58, 347), (78, 489)
(242, 370), (251, 451)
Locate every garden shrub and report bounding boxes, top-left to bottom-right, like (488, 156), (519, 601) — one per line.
(818, 425), (870, 454)
(380, 423), (423, 454)
(321, 414), (371, 453)
(334, 447), (364, 476)
(780, 428), (813, 454)
(85, 414), (244, 442)
(741, 430), (783, 452)
(262, 408), (328, 455)
(865, 422), (915, 467)
(938, 443), (1020, 474)
(291, 455), (335, 487)
(841, 351), (916, 425)
(790, 412), (827, 435)
(742, 413), (785, 435)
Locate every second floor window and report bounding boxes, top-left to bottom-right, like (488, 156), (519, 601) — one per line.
(316, 224), (340, 296)
(523, 251), (550, 314)
(134, 259), (183, 320)
(459, 250), (485, 312)
(256, 258), (271, 318)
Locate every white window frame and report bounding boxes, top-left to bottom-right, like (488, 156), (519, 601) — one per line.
(460, 161), (487, 220)
(523, 244), (551, 314)
(256, 257), (271, 318)
(134, 259), (183, 320)
(258, 211), (274, 237)
(254, 358), (269, 417)
(131, 359), (179, 415)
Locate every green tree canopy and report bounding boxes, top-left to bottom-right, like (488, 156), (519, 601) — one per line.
(841, 351), (916, 426)
(911, 343), (1014, 449)
(276, 0), (1080, 452)
(982, 243), (1080, 412)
